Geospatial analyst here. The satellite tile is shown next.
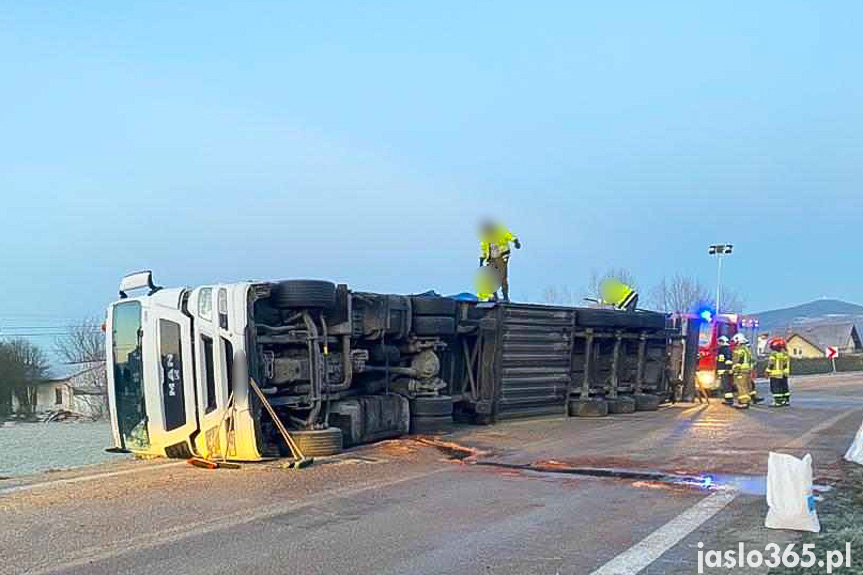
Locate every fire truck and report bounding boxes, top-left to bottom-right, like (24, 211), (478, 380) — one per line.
(694, 312), (741, 391)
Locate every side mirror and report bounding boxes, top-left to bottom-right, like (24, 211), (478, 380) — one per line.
(119, 270), (161, 298)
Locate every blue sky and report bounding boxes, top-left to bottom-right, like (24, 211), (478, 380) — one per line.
(0, 1), (861, 357)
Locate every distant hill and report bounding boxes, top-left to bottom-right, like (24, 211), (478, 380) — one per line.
(754, 299), (863, 333)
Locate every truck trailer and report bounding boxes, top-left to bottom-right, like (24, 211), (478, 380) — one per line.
(107, 271), (679, 461)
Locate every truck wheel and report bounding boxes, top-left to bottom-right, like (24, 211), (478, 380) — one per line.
(412, 316), (456, 336)
(290, 427), (343, 456)
(411, 296), (458, 316)
(273, 280), (336, 310)
(607, 396), (636, 414)
(634, 393), (661, 411)
(569, 399), (608, 418)
(410, 414), (452, 434)
(410, 395), (453, 417)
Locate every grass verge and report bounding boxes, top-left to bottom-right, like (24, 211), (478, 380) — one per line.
(772, 465), (863, 574)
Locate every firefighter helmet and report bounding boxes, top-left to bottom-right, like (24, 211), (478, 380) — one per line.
(717, 336), (730, 345)
(732, 333), (749, 345)
(769, 337), (787, 351)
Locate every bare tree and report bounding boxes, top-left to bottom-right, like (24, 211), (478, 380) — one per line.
(0, 339), (50, 416)
(542, 285), (559, 305)
(55, 317), (108, 418)
(648, 274), (745, 314)
(542, 285), (575, 305)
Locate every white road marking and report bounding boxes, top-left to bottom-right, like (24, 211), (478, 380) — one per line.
(0, 461), (187, 496)
(589, 489), (738, 575)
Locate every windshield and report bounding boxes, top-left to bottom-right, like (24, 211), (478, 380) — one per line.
(112, 301), (149, 449)
(698, 321), (714, 347)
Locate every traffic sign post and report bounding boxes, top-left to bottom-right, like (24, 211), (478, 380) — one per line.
(826, 346), (839, 373)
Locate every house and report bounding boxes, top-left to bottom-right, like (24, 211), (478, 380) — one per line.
(785, 322), (863, 359)
(12, 362), (106, 418)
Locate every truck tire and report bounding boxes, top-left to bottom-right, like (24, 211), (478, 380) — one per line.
(273, 280), (336, 310)
(410, 395), (453, 417)
(412, 316), (456, 336)
(634, 393), (661, 411)
(607, 396), (636, 414)
(410, 414), (452, 434)
(411, 296), (458, 316)
(569, 399), (608, 418)
(290, 427), (343, 456)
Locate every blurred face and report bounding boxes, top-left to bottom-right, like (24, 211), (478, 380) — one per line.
(479, 219), (497, 237)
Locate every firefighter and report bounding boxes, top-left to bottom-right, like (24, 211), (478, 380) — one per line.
(716, 335), (735, 405)
(478, 220), (520, 302)
(731, 333), (753, 408)
(766, 337), (792, 407)
(599, 278), (639, 312)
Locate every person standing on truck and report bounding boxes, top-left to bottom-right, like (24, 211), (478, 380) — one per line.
(478, 220), (520, 302)
(731, 333), (753, 408)
(716, 335), (735, 406)
(599, 278), (639, 312)
(766, 337), (792, 407)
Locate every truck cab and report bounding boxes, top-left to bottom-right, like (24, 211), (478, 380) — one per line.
(107, 273), (260, 460)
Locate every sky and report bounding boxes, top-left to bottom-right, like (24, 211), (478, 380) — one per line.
(0, 1), (861, 361)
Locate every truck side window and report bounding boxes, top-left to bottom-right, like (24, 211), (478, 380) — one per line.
(160, 320), (186, 431)
(218, 288), (229, 330)
(202, 335), (217, 413)
(222, 338), (234, 397)
(199, 288), (213, 320)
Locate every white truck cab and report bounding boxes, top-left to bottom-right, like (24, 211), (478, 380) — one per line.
(107, 272), (262, 460)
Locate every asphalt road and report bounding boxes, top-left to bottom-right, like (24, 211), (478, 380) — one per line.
(2, 373), (862, 575)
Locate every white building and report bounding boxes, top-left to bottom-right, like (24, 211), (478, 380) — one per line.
(12, 362), (107, 418)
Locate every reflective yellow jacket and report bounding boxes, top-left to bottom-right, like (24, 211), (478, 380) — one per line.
(480, 226), (518, 259)
(766, 351), (791, 378)
(732, 345), (752, 376)
(600, 279), (636, 310)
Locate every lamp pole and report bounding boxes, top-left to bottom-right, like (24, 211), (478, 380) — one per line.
(708, 244), (733, 314)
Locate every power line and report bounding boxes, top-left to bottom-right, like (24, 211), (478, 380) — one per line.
(0, 326), (102, 330)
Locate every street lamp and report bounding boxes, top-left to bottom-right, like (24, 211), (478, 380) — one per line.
(708, 244), (733, 314)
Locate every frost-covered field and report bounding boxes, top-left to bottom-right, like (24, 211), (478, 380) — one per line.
(0, 421), (122, 477)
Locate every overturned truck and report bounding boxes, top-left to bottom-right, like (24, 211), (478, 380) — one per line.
(107, 272), (678, 461)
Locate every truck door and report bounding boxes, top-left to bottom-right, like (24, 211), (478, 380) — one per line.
(191, 287), (233, 457)
(145, 305), (199, 456)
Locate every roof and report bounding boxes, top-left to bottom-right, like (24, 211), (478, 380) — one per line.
(36, 361), (105, 385)
(787, 322), (862, 352)
(52, 361), (105, 381)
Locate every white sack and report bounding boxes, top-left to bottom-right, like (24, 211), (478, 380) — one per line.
(844, 418), (863, 465)
(765, 452), (820, 533)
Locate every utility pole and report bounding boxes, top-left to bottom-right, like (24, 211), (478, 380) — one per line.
(708, 244), (733, 314)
